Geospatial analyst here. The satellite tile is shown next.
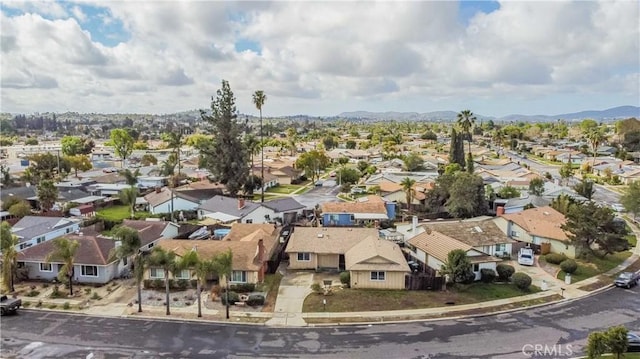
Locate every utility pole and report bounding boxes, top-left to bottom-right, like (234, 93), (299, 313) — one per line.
(260, 113), (265, 203)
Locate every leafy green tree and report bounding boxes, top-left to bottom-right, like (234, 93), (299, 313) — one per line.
(357, 160), (369, 173)
(401, 177), (416, 212)
(1, 222), (19, 292)
(322, 136), (337, 150)
(37, 180), (58, 211)
(65, 155), (92, 178)
(25, 137), (38, 145)
(337, 167), (361, 185)
(562, 201), (629, 258)
(45, 237), (80, 296)
(605, 326), (629, 359)
(27, 152), (70, 182)
(528, 177), (545, 196)
(141, 154), (158, 166)
(295, 149), (330, 183)
(550, 194), (576, 215)
(586, 331), (607, 359)
(446, 172), (487, 218)
(421, 130), (437, 141)
(497, 185), (520, 199)
(337, 157), (349, 167)
(109, 226), (143, 312)
(621, 180), (640, 218)
(573, 178), (595, 200)
(440, 249), (474, 284)
(200, 80), (249, 197)
(580, 119), (599, 133)
(559, 162), (574, 185)
(8, 200), (32, 218)
(61, 136), (94, 156)
(403, 152), (425, 172)
(465, 152), (474, 173)
(243, 175), (262, 195)
(448, 128), (466, 168)
(110, 129), (134, 167)
(214, 249), (233, 319)
(457, 110), (476, 154)
(345, 140), (357, 149)
(120, 187), (138, 219)
(148, 246), (177, 315)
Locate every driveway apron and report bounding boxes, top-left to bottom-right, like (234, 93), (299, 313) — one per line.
(266, 271), (314, 327)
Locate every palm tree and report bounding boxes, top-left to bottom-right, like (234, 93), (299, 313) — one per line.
(45, 237), (80, 296)
(586, 128), (605, 174)
(148, 247), (176, 315)
(253, 90), (267, 203)
(162, 131), (184, 176)
(37, 179), (58, 212)
(1, 222), (19, 292)
(400, 177), (416, 212)
(108, 226), (143, 312)
(457, 110), (477, 154)
(121, 169), (140, 187)
(119, 169), (140, 218)
(214, 249), (233, 319)
(175, 250), (216, 318)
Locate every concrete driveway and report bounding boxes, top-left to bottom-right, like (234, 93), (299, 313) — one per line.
(507, 257), (568, 293)
(266, 269), (314, 327)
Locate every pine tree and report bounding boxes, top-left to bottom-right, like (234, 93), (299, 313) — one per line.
(448, 128), (465, 168)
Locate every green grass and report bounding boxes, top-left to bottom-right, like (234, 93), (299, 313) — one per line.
(557, 251), (633, 283)
(265, 184), (305, 194)
(96, 205), (132, 221)
(302, 282), (539, 313)
(626, 234), (637, 248)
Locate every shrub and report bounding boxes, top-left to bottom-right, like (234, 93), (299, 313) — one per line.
(152, 279), (164, 289)
(339, 272), (350, 286)
(62, 302), (71, 310)
(48, 304), (57, 309)
(41, 283), (49, 289)
(545, 253), (567, 265)
(246, 294), (266, 307)
(496, 264), (515, 281)
(480, 269), (497, 283)
(91, 292), (102, 300)
(211, 285), (222, 297)
(310, 283), (323, 294)
(84, 288), (92, 295)
(176, 279), (189, 290)
(512, 272), (532, 291)
(220, 291), (240, 305)
(143, 279), (152, 289)
(22, 302), (31, 308)
(26, 290), (40, 297)
(230, 283), (255, 293)
(560, 259), (578, 274)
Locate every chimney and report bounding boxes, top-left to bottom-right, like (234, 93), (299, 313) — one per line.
(496, 206), (505, 216)
(412, 215), (418, 233)
(238, 197), (245, 209)
(155, 187), (161, 193)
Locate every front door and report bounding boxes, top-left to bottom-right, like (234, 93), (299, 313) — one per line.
(339, 255), (345, 271)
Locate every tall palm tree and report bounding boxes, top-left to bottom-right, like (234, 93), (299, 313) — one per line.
(586, 128), (605, 174)
(400, 177), (416, 212)
(120, 169), (140, 219)
(1, 222), (19, 292)
(253, 90), (267, 203)
(162, 131), (184, 176)
(457, 110), (477, 154)
(214, 249), (233, 319)
(45, 237), (80, 296)
(148, 247), (177, 315)
(108, 226), (143, 312)
(175, 250), (216, 318)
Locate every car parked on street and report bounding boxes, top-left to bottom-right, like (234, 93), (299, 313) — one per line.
(517, 247), (535, 266)
(614, 271), (640, 288)
(628, 332), (640, 352)
(0, 295), (21, 316)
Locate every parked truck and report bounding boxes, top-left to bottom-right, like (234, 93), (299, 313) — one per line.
(0, 295), (22, 315)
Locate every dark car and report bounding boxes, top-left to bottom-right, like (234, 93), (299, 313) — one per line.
(628, 332), (640, 352)
(614, 271), (640, 288)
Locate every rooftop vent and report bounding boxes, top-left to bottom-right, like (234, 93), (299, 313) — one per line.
(317, 234), (324, 238)
(473, 226), (483, 233)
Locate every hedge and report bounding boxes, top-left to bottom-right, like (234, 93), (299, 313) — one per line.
(496, 264), (515, 281)
(480, 268), (497, 283)
(560, 259), (578, 274)
(545, 253), (568, 265)
(512, 272), (532, 290)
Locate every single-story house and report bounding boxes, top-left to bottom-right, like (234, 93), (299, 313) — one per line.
(10, 216), (81, 251)
(69, 204), (96, 218)
(320, 195), (395, 226)
(422, 219), (515, 258)
(17, 234), (121, 284)
(262, 197), (306, 224)
(197, 196), (275, 224)
(494, 206), (576, 258)
(137, 176), (168, 189)
(120, 219), (180, 251)
(143, 187), (201, 215)
(345, 236), (410, 289)
(406, 230), (501, 281)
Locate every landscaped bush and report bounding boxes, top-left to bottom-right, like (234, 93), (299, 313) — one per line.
(339, 272), (350, 286)
(26, 290), (40, 297)
(176, 279), (189, 290)
(560, 259), (578, 274)
(496, 264), (515, 281)
(220, 291), (240, 305)
(545, 253), (567, 265)
(480, 269), (497, 283)
(152, 279), (164, 289)
(230, 283), (255, 293)
(512, 272), (532, 291)
(62, 302), (71, 310)
(246, 294), (265, 307)
(91, 292), (102, 300)
(311, 283), (323, 294)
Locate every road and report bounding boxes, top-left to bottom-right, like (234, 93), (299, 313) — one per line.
(2, 285), (638, 359)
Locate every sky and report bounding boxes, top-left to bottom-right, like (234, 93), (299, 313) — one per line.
(1, 0), (639, 118)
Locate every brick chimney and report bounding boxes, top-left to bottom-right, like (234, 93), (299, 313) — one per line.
(238, 197), (245, 209)
(155, 187), (162, 193)
(496, 206), (505, 216)
(257, 239), (266, 283)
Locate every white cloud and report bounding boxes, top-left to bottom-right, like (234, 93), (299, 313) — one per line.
(0, 0), (638, 116)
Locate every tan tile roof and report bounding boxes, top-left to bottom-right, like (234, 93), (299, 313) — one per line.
(285, 227), (379, 254)
(143, 187), (199, 207)
(18, 234), (115, 266)
(223, 223), (279, 242)
(345, 236), (410, 272)
(320, 197), (387, 214)
(408, 231), (473, 263)
(500, 206), (568, 242)
(176, 181), (225, 191)
(424, 220), (514, 247)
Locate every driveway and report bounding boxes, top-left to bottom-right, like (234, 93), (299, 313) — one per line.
(507, 257), (568, 294)
(266, 268), (314, 327)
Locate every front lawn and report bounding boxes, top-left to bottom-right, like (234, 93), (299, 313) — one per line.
(556, 252), (633, 283)
(302, 282), (540, 313)
(266, 184), (305, 194)
(96, 205), (131, 221)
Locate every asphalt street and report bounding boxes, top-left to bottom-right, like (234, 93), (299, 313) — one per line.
(1, 285), (638, 359)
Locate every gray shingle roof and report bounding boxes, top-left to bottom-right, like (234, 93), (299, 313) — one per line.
(198, 196), (261, 217)
(262, 197), (305, 213)
(11, 216), (79, 244)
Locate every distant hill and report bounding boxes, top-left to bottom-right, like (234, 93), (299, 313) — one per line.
(338, 106), (639, 122)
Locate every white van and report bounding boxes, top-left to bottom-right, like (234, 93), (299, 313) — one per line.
(518, 247), (534, 266)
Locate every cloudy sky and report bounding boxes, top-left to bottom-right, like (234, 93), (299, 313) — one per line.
(1, 0), (638, 117)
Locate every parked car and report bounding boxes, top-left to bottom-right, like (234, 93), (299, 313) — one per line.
(628, 332), (640, 352)
(611, 203), (626, 212)
(517, 247), (535, 266)
(0, 295), (21, 316)
(614, 271), (640, 288)
(350, 187), (366, 194)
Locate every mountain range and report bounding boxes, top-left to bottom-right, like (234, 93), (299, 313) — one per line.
(337, 105), (640, 122)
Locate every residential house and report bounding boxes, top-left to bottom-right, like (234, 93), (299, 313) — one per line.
(406, 230), (501, 281)
(556, 152), (586, 165)
(69, 204), (96, 218)
(619, 169), (640, 185)
(137, 176), (168, 189)
(596, 146), (617, 156)
(87, 183), (131, 197)
(494, 206), (576, 258)
(174, 180), (225, 201)
(262, 197), (306, 224)
(143, 187), (200, 215)
(345, 236), (410, 289)
(120, 219), (180, 251)
(198, 196), (275, 224)
(423, 219), (515, 258)
(0, 185), (37, 210)
(320, 195), (395, 226)
(10, 216), (81, 251)
(380, 181), (434, 209)
(17, 234), (120, 284)
(268, 166), (303, 185)
(152, 223), (279, 284)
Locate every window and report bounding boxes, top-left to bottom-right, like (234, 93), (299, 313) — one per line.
(148, 242), (154, 248)
(66, 228), (71, 233)
(494, 244), (505, 252)
(150, 268), (164, 279)
(510, 231), (519, 237)
(246, 219), (253, 224)
(297, 252), (310, 261)
(174, 269), (190, 279)
(81, 265), (98, 277)
(370, 271), (385, 281)
(231, 271), (247, 283)
(40, 263), (52, 272)
(36, 237), (45, 244)
(473, 264), (480, 272)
